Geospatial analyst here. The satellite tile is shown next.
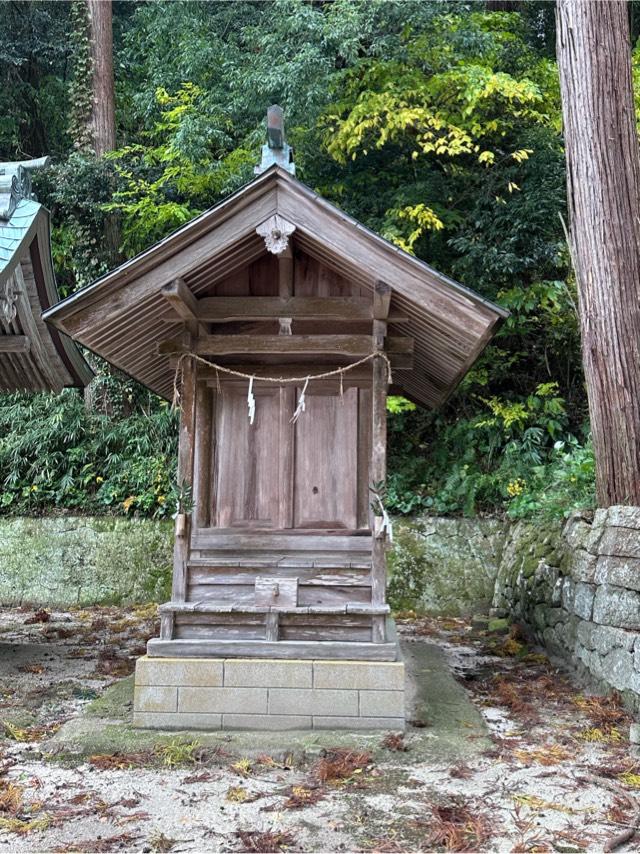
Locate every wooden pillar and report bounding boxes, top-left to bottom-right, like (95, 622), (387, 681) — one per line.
(194, 382), (213, 529)
(371, 298), (389, 643)
(172, 352), (197, 604)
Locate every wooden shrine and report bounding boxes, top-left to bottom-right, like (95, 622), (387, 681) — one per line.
(46, 108), (506, 730)
(0, 158), (91, 391)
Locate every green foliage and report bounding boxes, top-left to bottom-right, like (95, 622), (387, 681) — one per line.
(68, 0), (93, 153)
(105, 83), (254, 255)
(0, 391), (178, 519)
(2, 1), (595, 521)
(386, 382), (592, 520)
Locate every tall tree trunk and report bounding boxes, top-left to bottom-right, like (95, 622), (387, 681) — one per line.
(86, 0), (115, 156)
(556, 0), (640, 507)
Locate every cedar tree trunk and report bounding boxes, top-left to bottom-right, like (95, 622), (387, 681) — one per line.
(87, 0), (115, 155)
(556, 0), (640, 506)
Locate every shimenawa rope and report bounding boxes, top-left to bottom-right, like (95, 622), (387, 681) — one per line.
(171, 350), (393, 417)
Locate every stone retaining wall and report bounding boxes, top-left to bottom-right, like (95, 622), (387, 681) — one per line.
(0, 516), (172, 606)
(492, 507), (640, 711)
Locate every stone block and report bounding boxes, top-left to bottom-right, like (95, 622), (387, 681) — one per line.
(561, 578), (575, 612)
(135, 657), (223, 687)
(313, 661), (405, 691)
(592, 585), (640, 630)
(630, 723), (640, 745)
(313, 716), (405, 730)
(606, 506), (640, 529)
(568, 551), (597, 584)
(563, 514), (593, 551)
(222, 714), (311, 730)
(179, 687), (267, 715)
(551, 577), (564, 606)
(595, 555), (640, 592)
(268, 689), (358, 717)
(532, 605), (549, 632)
(598, 529), (640, 560)
(577, 620), (596, 650)
(592, 625), (636, 656)
(133, 685), (177, 713)
(602, 648), (640, 693)
(546, 607), (568, 627)
(359, 690), (405, 718)
(133, 712), (222, 730)
(573, 583), (595, 621)
(224, 660), (312, 688)
(634, 639), (640, 672)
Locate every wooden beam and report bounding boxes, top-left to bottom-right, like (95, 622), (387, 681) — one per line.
(0, 335), (30, 354)
(188, 296), (407, 323)
(162, 278), (208, 339)
(159, 334), (413, 357)
(278, 248), (294, 298)
(162, 278), (199, 320)
(373, 280), (392, 320)
(148, 638), (398, 661)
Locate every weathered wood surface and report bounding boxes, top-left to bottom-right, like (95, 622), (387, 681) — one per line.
(212, 384), (283, 528)
(158, 333), (413, 357)
(148, 638), (398, 661)
(255, 576), (299, 608)
(191, 533), (372, 552)
(177, 295), (408, 323)
(0, 335), (30, 353)
(370, 318), (388, 641)
(160, 600), (388, 616)
(172, 353), (197, 603)
(293, 387), (359, 529)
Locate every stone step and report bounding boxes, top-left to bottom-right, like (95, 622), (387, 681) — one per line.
(159, 600), (390, 616)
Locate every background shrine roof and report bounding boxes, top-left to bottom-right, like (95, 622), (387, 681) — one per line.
(0, 159), (92, 392)
(44, 165), (507, 408)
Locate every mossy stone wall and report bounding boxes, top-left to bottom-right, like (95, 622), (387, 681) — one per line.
(388, 517), (506, 615)
(0, 516), (173, 606)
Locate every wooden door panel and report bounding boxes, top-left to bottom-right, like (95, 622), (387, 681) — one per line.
(213, 386), (282, 528)
(293, 387), (359, 529)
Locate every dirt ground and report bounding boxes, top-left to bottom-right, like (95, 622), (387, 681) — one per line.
(1, 605), (639, 853)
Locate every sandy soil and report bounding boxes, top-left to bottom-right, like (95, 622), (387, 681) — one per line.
(1, 605), (639, 852)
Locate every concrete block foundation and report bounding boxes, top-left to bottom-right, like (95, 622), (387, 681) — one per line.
(133, 656), (406, 731)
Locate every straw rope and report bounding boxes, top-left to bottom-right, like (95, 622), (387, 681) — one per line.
(171, 349), (393, 411)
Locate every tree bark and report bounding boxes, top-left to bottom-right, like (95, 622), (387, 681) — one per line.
(557, 0), (640, 506)
(86, 0), (115, 156)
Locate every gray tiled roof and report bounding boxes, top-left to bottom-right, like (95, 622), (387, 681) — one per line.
(0, 197), (39, 281)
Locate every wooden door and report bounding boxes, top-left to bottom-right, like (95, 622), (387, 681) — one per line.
(210, 382), (369, 532)
(213, 385), (289, 528)
(293, 386), (359, 529)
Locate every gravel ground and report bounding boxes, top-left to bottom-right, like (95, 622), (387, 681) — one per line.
(1, 605), (639, 852)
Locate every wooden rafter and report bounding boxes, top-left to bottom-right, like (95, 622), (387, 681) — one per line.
(373, 280), (392, 320)
(0, 335), (30, 353)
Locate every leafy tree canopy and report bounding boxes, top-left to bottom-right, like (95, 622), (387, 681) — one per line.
(0, 0), (594, 519)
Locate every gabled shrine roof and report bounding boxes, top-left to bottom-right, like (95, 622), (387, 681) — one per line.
(44, 165), (507, 408)
(0, 159), (93, 392)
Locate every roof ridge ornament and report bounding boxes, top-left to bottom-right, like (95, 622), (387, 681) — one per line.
(254, 105), (296, 176)
(0, 156), (50, 221)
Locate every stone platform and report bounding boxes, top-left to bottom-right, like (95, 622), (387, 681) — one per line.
(133, 656), (405, 731)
